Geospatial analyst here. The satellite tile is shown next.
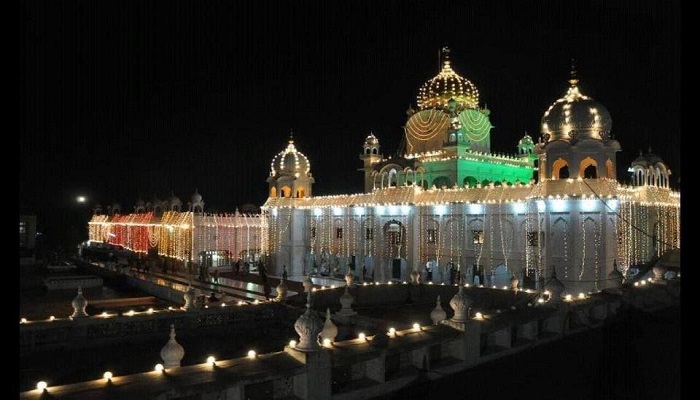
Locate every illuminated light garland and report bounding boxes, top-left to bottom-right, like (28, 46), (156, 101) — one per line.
(579, 216), (587, 281)
(458, 109), (492, 143)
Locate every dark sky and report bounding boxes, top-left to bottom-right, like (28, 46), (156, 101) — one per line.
(20, 0), (680, 246)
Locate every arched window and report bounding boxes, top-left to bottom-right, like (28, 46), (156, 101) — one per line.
(583, 165), (597, 179)
(463, 176), (478, 188)
(552, 158), (569, 180)
(296, 187), (306, 198)
(579, 157), (598, 179)
(432, 176), (451, 189)
(365, 148), (370, 155)
(372, 148), (378, 154)
(281, 186), (292, 198)
(270, 187), (277, 197)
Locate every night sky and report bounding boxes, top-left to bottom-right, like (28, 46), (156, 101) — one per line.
(20, 0), (680, 248)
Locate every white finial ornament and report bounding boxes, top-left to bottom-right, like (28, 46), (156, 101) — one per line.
(276, 279), (288, 301)
(430, 295), (447, 325)
(71, 287), (88, 319)
(294, 292), (323, 352)
(338, 285), (357, 316)
(182, 286), (196, 311)
(319, 308), (338, 343)
(449, 285), (472, 322)
(161, 324), (185, 368)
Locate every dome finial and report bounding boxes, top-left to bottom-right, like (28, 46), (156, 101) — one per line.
(569, 57), (579, 86)
(440, 46), (451, 71)
(289, 129), (294, 144)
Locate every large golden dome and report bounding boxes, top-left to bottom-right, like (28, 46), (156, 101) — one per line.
(416, 47), (480, 110)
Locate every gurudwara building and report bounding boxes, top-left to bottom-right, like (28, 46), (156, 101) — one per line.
(263, 48), (679, 293)
(89, 48), (680, 294)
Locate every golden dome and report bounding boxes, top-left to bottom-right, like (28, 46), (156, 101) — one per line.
(270, 135), (311, 177)
(540, 66), (612, 143)
(417, 47), (479, 110)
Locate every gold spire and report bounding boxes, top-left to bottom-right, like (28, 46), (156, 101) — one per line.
(569, 58), (579, 87)
(289, 129), (294, 144)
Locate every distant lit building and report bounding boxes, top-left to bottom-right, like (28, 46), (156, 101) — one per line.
(88, 193), (265, 268)
(20, 215), (37, 264)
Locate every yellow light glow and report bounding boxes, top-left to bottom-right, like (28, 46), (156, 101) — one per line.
(20, 318), (27, 324)
(413, 323), (420, 331)
(565, 294), (573, 301)
(247, 350), (256, 358)
(323, 338), (331, 347)
(127, 310), (135, 316)
(358, 333), (366, 340)
(537, 298), (544, 304)
(154, 364), (164, 372)
(578, 293), (585, 299)
(389, 327), (396, 336)
(206, 356), (216, 365)
(36, 381), (48, 391)
(49, 316), (55, 321)
(221, 303), (226, 307)
(103, 371), (113, 381)
(148, 308), (154, 314)
(289, 340), (297, 347)
(474, 312), (484, 320)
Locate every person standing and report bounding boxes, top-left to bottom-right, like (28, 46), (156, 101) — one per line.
(282, 265), (288, 281)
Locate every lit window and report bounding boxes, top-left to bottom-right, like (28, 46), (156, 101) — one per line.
(527, 231), (542, 246)
(472, 230), (484, 245)
(427, 228), (437, 244)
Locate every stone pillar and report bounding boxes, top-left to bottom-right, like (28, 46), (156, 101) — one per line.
(491, 327), (512, 349)
(366, 356), (386, 383)
(517, 321), (538, 341)
(410, 346), (431, 371)
(288, 349), (332, 400)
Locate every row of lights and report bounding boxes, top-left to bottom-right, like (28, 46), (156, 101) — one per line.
(36, 349), (262, 393)
(20, 299), (272, 324)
